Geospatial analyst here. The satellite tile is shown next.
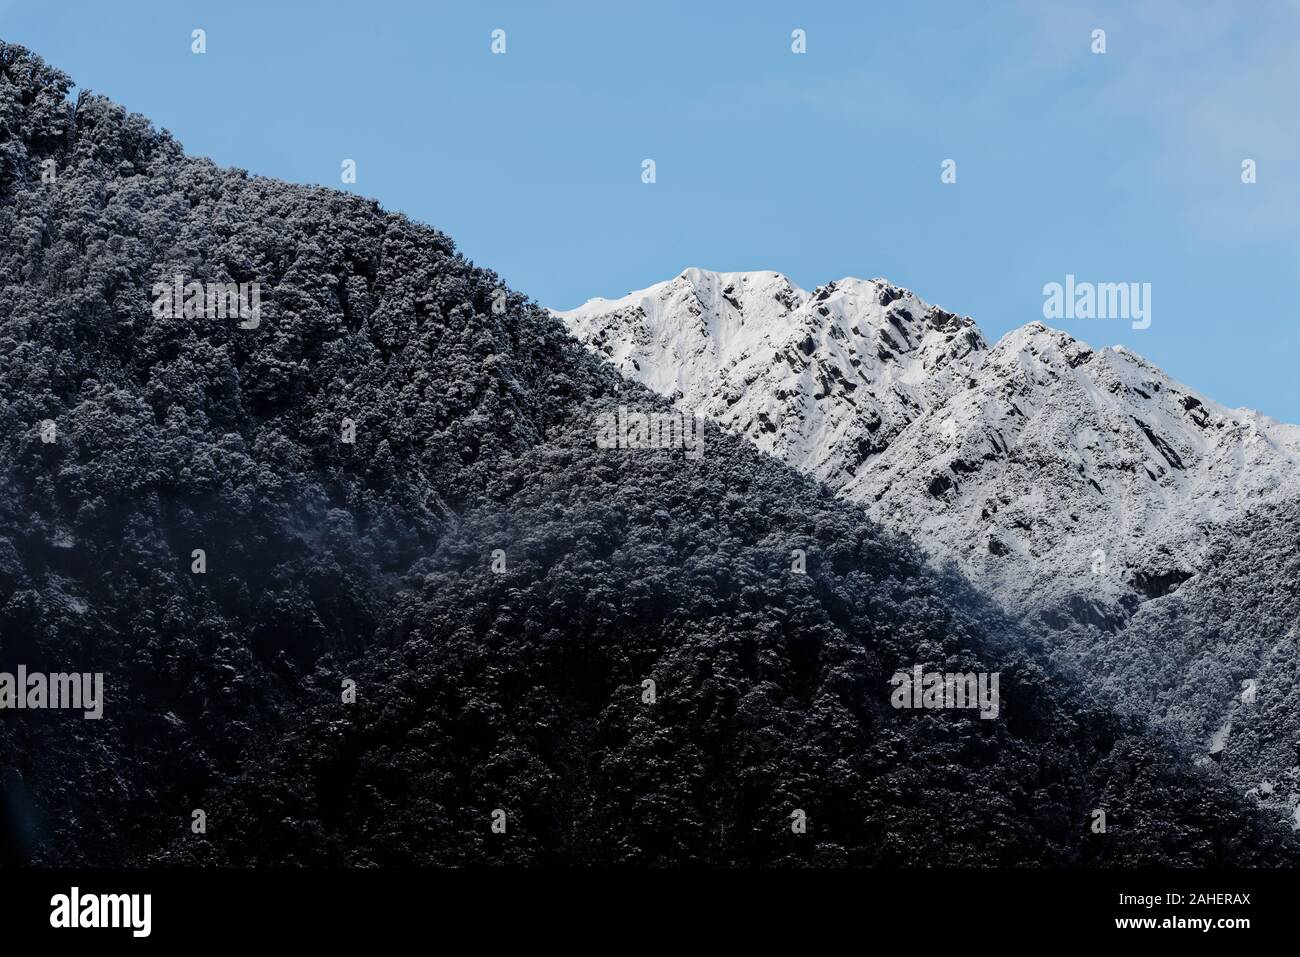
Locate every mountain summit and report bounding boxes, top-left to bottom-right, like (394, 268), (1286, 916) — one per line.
(556, 270), (1300, 630)
(555, 268), (986, 486)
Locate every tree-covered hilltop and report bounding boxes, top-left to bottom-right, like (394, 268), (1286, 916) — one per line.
(1, 41), (1295, 866)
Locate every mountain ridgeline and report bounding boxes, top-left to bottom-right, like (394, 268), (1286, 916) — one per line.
(556, 269), (1300, 634)
(1, 42), (1295, 866)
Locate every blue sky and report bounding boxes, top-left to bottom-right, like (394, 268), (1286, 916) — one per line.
(5, 0), (1299, 420)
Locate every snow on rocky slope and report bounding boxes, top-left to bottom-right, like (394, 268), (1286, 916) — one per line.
(555, 268), (986, 488)
(554, 269), (1300, 630)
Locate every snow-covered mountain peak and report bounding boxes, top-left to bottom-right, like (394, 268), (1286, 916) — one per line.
(850, 316), (1300, 618)
(556, 268), (1300, 631)
(554, 268), (987, 485)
